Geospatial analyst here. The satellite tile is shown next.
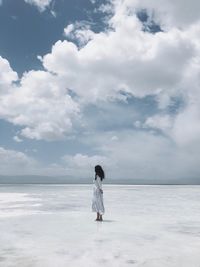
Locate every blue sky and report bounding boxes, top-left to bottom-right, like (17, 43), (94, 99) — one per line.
(0, 0), (200, 182)
(0, 0), (105, 75)
(0, 0), (106, 160)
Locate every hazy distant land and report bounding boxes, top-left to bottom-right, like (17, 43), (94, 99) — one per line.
(0, 175), (199, 185)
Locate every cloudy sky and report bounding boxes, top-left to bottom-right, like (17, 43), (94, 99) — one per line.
(0, 0), (200, 182)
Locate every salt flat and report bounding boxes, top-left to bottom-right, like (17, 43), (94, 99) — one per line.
(0, 184), (200, 267)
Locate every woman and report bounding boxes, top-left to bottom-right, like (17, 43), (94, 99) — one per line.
(92, 165), (105, 221)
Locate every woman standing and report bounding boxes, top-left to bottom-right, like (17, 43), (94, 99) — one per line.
(92, 165), (105, 221)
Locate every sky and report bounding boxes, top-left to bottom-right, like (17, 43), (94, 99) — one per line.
(0, 0), (200, 182)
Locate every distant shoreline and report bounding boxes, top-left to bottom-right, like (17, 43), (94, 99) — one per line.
(0, 183), (200, 186)
(0, 175), (199, 185)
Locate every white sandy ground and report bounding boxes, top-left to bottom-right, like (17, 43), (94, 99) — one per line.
(0, 185), (200, 267)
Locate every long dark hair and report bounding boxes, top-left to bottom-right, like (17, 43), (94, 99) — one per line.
(95, 165), (105, 181)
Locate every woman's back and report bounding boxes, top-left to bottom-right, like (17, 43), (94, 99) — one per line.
(92, 165), (105, 219)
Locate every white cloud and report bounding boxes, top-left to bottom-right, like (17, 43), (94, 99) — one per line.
(0, 68), (80, 141)
(13, 136), (23, 143)
(61, 153), (110, 178)
(42, 0), (200, 153)
(172, 104), (200, 146)
(110, 0), (200, 29)
(0, 147), (36, 175)
(142, 102), (200, 148)
(1, 0), (200, 181)
(64, 22), (95, 46)
(79, 130), (200, 181)
(64, 24), (74, 37)
(97, 3), (114, 14)
(62, 153), (108, 168)
(144, 114), (173, 132)
(24, 0), (52, 12)
(43, 15), (196, 107)
(0, 56), (18, 92)
(111, 135), (118, 141)
(1, 0), (199, 143)
(50, 10), (56, 18)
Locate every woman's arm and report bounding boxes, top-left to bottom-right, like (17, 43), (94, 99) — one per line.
(96, 177), (103, 193)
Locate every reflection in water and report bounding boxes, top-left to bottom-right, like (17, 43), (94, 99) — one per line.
(0, 185), (200, 267)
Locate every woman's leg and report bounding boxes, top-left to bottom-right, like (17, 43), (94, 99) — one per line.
(99, 214), (103, 221)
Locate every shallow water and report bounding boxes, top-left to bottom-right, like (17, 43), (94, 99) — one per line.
(0, 184), (200, 267)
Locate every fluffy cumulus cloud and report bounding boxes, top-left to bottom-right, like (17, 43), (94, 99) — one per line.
(42, 7), (197, 106)
(64, 21), (95, 46)
(0, 59), (80, 140)
(0, 147), (36, 175)
(0, 0), (200, 180)
(116, 0), (200, 29)
(24, 0), (52, 12)
(41, 0), (200, 146)
(0, 56), (18, 92)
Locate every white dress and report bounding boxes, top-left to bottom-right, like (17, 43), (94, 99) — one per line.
(92, 175), (105, 215)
